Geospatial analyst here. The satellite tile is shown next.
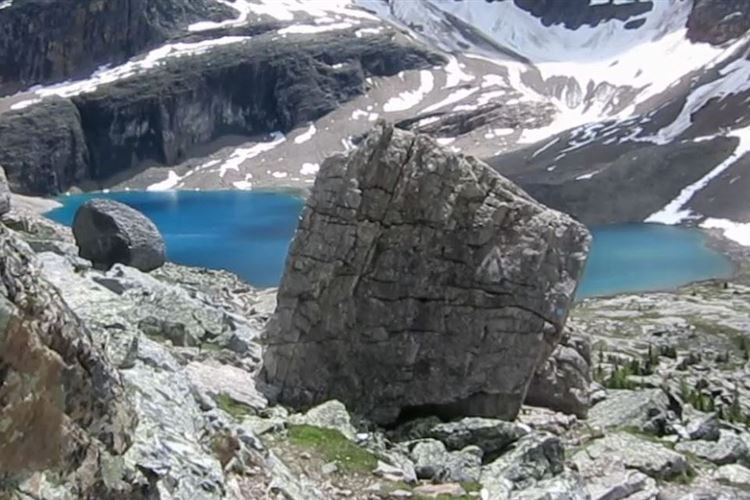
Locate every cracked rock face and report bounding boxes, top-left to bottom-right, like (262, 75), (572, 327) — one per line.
(0, 224), (135, 493)
(262, 122), (591, 424)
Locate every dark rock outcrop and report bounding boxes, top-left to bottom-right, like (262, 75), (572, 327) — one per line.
(525, 330), (592, 418)
(396, 101), (555, 139)
(0, 224), (136, 495)
(0, 30), (442, 195)
(0, 0), (232, 94)
(73, 199), (166, 272)
(687, 0), (750, 45)
(0, 166), (10, 215)
(262, 122), (591, 424)
(73, 30), (443, 184)
(0, 97), (89, 196)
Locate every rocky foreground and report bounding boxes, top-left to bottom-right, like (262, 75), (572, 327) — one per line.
(3, 126), (750, 500)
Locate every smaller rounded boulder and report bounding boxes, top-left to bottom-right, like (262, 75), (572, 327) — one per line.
(73, 199), (166, 272)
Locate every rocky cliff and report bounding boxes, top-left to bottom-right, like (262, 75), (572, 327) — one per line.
(0, 30), (442, 195)
(0, 223), (136, 498)
(0, 0), (231, 94)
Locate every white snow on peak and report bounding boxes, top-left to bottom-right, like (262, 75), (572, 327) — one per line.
(219, 0), (378, 23)
(383, 70), (434, 112)
(0, 0), (13, 9)
(648, 41), (750, 144)
(369, 0), (737, 142)
(701, 218), (750, 246)
(218, 132), (286, 177)
(233, 175), (254, 190)
(11, 37), (249, 109)
(443, 55), (474, 88)
(189, 0), (253, 31)
(422, 87), (478, 114)
(646, 126), (750, 224)
(279, 21), (354, 34)
(575, 170), (600, 181)
(293, 123), (317, 144)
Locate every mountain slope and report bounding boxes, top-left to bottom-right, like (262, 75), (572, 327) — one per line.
(0, 0), (748, 244)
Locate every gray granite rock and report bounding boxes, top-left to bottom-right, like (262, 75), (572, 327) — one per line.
(408, 439), (482, 483)
(573, 432), (689, 480)
(586, 470), (655, 500)
(682, 411), (721, 441)
(588, 389), (672, 434)
(263, 122), (591, 424)
(73, 198), (166, 272)
(714, 464), (750, 489)
(525, 330), (592, 418)
(675, 431), (749, 465)
(288, 400), (358, 440)
(415, 417), (529, 455)
(0, 225), (136, 497)
(481, 432), (565, 491)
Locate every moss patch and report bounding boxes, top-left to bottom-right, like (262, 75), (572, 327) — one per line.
(287, 424), (378, 473)
(215, 393), (253, 420)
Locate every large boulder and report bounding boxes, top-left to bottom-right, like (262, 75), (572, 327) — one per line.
(73, 198), (166, 272)
(0, 224), (136, 496)
(262, 122), (591, 424)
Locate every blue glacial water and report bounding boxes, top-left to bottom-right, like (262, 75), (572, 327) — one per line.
(45, 191), (734, 297)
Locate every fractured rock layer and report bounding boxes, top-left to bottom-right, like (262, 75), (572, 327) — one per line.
(262, 122), (591, 424)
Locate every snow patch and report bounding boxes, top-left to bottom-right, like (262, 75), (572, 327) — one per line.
(300, 163), (320, 175)
(147, 171), (183, 191)
(575, 170), (600, 181)
(188, 0), (253, 31)
(701, 218), (750, 246)
(422, 87), (478, 114)
(279, 22), (353, 34)
(11, 37), (249, 109)
(218, 132), (286, 177)
(444, 55), (474, 88)
(383, 71), (434, 112)
(647, 126), (750, 224)
(294, 123), (316, 144)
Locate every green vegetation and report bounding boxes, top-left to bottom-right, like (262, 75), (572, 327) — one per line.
(667, 467), (696, 486)
(288, 425), (378, 473)
(215, 393), (253, 420)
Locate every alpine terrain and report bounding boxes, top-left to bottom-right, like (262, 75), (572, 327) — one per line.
(2, 1), (750, 499)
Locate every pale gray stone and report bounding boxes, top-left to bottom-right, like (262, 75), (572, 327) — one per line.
(481, 432), (565, 491)
(714, 464), (750, 488)
(525, 330), (592, 418)
(263, 122), (591, 424)
(288, 400), (357, 440)
(675, 431), (749, 465)
(588, 389), (671, 434)
(574, 432), (689, 480)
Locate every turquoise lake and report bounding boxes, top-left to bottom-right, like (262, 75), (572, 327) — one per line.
(45, 191), (734, 297)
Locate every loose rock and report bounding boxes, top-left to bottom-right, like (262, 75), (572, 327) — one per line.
(73, 198), (166, 272)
